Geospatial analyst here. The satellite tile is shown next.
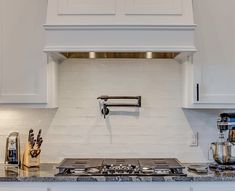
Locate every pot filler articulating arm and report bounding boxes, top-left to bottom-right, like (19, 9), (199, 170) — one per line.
(97, 95), (142, 118)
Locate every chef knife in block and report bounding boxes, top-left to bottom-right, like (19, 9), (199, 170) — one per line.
(22, 129), (43, 168)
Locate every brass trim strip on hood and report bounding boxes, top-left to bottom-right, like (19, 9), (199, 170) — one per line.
(61, 52), (179, 59)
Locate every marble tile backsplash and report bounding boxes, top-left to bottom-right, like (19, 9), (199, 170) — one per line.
(0, 59), (232, 163)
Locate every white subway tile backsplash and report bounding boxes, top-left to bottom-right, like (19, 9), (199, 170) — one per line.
(0, 59), (232, 163)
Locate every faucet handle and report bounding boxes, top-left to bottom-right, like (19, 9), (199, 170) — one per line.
(101, 104), (109, 118)
(97, 95), (109, 101)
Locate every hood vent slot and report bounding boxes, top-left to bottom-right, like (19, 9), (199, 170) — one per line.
(61, 52), (179, 59)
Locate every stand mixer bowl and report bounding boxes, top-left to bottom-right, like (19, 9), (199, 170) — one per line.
(211, 142), (235, 165)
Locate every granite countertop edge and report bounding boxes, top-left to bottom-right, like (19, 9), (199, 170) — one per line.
(1, 163), (235, 182)
(2, 176), (235, 182)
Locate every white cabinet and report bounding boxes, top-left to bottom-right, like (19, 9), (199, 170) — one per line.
(0, 188), (46, 191)
(0, 0), (47, 104)
(0, 183), (48, 191)
(1, 182), (235, 191)
(182, 0), (235, 108)
(49, 182), (189, 191)
(0, 182), (188, 191)
(192, 182), (235, 191)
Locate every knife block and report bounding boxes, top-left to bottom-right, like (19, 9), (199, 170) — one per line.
(22, 143), (40, 168)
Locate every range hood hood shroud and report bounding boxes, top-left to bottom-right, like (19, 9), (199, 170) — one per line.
(44, 0), (196, 53)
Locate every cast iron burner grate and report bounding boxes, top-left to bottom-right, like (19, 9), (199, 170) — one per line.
(56, 158), (186, 176)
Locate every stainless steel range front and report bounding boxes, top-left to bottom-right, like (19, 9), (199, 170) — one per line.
(56, 158), (186, 176)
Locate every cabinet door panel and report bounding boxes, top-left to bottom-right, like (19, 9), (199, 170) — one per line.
(58, 0), (116, 15)
(50, 182), (189, 191)
(0, 0), (47, 104)
(192, 0), (235, 104)
(0, 183), (48, 191)
(125, 0), (182, 15)
(193, 182), (235, 191)
(0, 188), (47, 191)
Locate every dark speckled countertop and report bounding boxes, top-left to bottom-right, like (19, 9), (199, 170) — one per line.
(1, 163), (235, 182)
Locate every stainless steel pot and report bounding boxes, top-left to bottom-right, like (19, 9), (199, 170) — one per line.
(211, 141), (235, 164)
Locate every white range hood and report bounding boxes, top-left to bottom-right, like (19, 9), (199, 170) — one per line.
(44, 0), (196, 53)
(43, 0), (197, 108)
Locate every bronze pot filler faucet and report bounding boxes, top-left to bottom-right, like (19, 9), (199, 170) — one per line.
(97, 95), (142, 118)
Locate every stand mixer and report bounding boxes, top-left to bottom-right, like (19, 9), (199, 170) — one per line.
(211, 113), (235, 165)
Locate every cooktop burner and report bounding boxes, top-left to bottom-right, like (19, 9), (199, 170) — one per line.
(56, 158), (186, 176)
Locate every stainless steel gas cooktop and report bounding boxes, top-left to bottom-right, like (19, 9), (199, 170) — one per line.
(56, 158), (186, 176)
